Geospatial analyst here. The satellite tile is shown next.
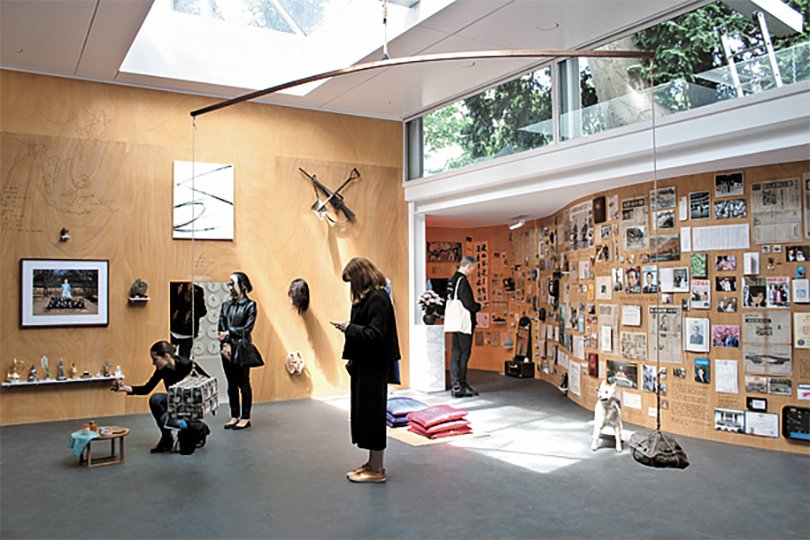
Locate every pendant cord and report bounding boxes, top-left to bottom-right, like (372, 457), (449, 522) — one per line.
(650, 53), (661, 432)
(382, 0), (390, 60)
(190, 117), (197, 360)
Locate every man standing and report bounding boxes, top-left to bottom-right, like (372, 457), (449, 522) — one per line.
(447, 256), (485, 398)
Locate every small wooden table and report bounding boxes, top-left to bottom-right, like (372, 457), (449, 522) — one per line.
(72, 426), (129, 468)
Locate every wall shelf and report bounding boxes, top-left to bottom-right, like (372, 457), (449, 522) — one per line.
(2, 376), (124, 388)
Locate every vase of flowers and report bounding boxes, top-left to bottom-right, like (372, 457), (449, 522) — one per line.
(418, 290), (444, 325)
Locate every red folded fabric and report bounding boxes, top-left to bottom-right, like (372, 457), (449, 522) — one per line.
(407, 405), (468, 429)
(408, 425), (472, 439)
(409, 418), (470, 436)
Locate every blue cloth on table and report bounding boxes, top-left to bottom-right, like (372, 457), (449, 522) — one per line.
(68, 432), (100, 457)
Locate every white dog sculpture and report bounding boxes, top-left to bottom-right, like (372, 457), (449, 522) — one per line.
(592, 380), (623, 452)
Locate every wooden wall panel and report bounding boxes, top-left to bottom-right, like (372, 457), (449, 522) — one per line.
(1, 70), (407, 426)
(428, 161), (809, 454)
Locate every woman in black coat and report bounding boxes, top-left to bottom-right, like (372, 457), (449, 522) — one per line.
(218, 271), (257, 430)
(332, 257), (400, 483)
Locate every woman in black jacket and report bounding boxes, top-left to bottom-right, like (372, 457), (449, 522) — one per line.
(332, 257), (400, 483)
(218, 272), (257, 430)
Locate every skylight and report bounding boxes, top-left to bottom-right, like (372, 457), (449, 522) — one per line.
(121, 0), (454, 97)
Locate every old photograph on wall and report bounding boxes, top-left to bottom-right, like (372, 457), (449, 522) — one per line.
(569, 201), (594, 251)
(655, 209), (676, 230)
(607, 359), (638, 389)
(622, 196), (649, 251)
(689, 191), (711, 220)
(621, 331), (647, 361)
(684, 317), (710, 353)
(650, 186), (677, 210)
(690, 279), (711, 310)
(648, 306), (682, 363)
(743, 311), (792, 377)
(714, 198), (747, 220)
(751, 178), (802, 244)
(715, 172), (744, 198)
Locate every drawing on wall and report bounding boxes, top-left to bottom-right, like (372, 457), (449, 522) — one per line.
(173, 161), (234, 240)
(427, 241), (462, 262)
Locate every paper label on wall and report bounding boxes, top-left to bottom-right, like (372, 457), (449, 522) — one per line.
(573, 335), (585, 360)
(623, 392), (642, 409)
(692, 224), (750, 251)
(679, 196), (688, 221)
(745, 412), (779, 437)
(744, 252), (760, 275)
(680, 226), (691, 252)
(798, 384), (810, 400)
(715, 359), (739, 394)
(621, 305), (641, 326)
(601, 326), (612, 352)
(751, 178), (802, 244)
(795, 312), (810, 348)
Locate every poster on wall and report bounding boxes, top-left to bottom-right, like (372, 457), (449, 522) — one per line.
(743, 277), (767, 308)
(427, 241), (462, 262)
(173, 161), (234, 240)
(742, 311), (792, 377)
(750, 178), (802, 244)
(690, 279), (711, 309)
(608, 195), (620, 222)
(622, 196), (649, 251)
(569, 201), (594, 251)
(648, 306), (682, 363)
(569, 362), (581, 396)
(766, 277), (790, 308)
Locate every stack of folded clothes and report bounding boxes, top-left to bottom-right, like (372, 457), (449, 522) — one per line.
(407, 404), (471, 439)
(386, 397), (428, 428)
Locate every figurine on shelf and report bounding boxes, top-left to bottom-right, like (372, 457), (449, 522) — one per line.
(56, 358), (67, 381)
(45, 367), (51, 380)
(28, 365), (39, 382)
(80, 370), (92, 379)
(41, 356), (52, 380)
(114, 365), (123, 378)
(69, 363), (78, 380)
(130, 278), (149, 299)
(102, 361), (112, 378)
(7, 358), (22, 383)
(95, 369), (102, 378)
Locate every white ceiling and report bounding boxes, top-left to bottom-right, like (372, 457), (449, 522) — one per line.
(1, 0), (697, 121)
(1, 0), (705, 227)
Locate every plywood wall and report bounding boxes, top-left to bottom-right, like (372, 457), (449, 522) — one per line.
(428, 161), (810, 454)
(1, 70), (407, 426)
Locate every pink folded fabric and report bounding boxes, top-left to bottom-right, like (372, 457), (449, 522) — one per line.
(418, 418), (471, 435)
(407, 405), (468, 429)
(408, 425), (472, 439)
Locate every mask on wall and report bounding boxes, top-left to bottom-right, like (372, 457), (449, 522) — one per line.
(288, 279), (310, 315)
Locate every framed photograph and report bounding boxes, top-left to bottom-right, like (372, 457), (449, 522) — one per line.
(715, 172), (744, 198)
(714, 198), (747, 219)
(715, 255), (737, 271)
(20, 259), (109, 327)
(684, 317), (710, 352)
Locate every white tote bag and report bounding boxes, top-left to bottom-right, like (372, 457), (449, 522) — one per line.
(444, 278), (472, 334)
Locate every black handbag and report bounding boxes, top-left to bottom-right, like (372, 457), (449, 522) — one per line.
(233, 336), (264, 367)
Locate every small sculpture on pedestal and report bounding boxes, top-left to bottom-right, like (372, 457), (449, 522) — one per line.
(95, 369), (102, 378)
(114, 365), (123, 378)
(57, 358), (67, 381)
(69, 363), (78, 380)
(28, 365), (39, 382)
(102, 361), (112, 377)
(41, 356), (52, 380)
(130, 279), (149, 298)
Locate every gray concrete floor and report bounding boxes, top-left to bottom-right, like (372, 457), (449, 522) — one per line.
(1, 370), (808, 539)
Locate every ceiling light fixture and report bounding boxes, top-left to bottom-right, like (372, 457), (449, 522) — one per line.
(509, 219), (526, 230)
(536, 22), (560, 31)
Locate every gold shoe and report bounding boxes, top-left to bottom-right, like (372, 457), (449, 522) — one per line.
(347, 462), (370, 478)
(348, 469), (387, 483)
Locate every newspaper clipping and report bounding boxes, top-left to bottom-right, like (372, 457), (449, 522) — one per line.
(751, 178), (802, 244)
(599, 304), (619, 356)
(569, 201), (594, 251)
(622, 196), (649, 251)
(742, 311), (792, 377)
(648, 306), (682, 363)
(690, 279), (711, 309)
(621, 331), (648, 361)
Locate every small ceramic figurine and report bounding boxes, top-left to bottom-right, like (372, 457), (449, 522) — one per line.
(80, 370), (92, 379)
(102, 361), (111, 377)
(69, 363), (78, 380)
(114, 365), (123, 378)
(57, 358), (67, 381)
(28, 365), (39, 382)
(95, 369), (102, 378)
(45, 367), (51, 380)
